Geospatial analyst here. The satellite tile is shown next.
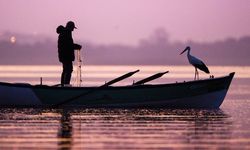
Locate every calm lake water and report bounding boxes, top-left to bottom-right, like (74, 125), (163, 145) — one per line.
(0, 65), (250, 149)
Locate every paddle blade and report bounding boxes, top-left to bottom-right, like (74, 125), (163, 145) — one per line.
(103, 69), (140, 87)
(133, 71), (169, 85)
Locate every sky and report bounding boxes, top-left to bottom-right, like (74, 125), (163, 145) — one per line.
(0, 0), (250, 45)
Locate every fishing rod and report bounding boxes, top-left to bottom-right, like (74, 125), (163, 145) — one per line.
(75, 49), (82, 87)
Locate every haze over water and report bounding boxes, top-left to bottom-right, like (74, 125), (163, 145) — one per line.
(1, 1), (250, 66)
(0, 65), (249, 85)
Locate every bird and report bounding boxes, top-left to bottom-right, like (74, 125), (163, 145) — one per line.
(180, 46), (210, 80)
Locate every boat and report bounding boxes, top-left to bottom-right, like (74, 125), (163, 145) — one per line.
(0, 72), (235, 108)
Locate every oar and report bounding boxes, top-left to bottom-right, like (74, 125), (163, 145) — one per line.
(133, 71), (169, 85)
(102, 69), (139, 87)
(54, 69), (140, 107)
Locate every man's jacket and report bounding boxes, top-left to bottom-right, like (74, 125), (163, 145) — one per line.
(57, 26), (81, 62)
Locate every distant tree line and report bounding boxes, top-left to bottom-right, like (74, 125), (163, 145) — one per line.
(0, 29), (249, 65)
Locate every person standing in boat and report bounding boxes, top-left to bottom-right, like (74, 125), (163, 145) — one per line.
(57, 21), (82, 86)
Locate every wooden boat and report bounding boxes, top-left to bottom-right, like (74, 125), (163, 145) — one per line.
(0, 72), (235, 108)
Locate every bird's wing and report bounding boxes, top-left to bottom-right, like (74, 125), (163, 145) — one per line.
(188, 55), (210, 73)
(196, 62), (210, 73)
(188, 55), (203, 65)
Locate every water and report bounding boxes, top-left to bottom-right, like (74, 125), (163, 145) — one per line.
(0, 65), (250, 149)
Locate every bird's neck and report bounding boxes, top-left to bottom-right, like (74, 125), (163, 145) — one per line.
(186, 49), (190, 56)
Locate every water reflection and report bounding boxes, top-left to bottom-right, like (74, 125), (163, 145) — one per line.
(58, 109), (72, 150)
(0, 108), (247, 149)
(70, 109), (234, 149)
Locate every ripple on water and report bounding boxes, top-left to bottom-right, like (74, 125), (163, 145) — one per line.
(0, 108), (249, 149)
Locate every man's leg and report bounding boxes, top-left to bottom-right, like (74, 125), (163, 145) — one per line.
(63, 61), (73, 85)
(61, 72), (65, 86)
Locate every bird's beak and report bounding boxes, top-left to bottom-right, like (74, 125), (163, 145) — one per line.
(180, 48), (188, 55)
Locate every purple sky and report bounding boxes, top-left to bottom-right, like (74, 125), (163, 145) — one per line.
(0, 0), (250, 45)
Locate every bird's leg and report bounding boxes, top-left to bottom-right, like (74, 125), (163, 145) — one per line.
(197, 70), (199, 80)
(194, 68), (197, 80)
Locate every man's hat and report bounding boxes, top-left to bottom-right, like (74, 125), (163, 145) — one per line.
(66, 21), (77, 29)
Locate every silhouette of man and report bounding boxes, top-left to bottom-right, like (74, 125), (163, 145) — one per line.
(57, 21), (82, 86)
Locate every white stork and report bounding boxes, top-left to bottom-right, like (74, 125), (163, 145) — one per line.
(180, 46), (210, 80)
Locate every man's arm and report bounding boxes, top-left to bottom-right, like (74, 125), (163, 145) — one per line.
(73, 43), (82, 50)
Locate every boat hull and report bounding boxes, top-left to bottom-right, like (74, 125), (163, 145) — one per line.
(0, 72), (235, 108)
